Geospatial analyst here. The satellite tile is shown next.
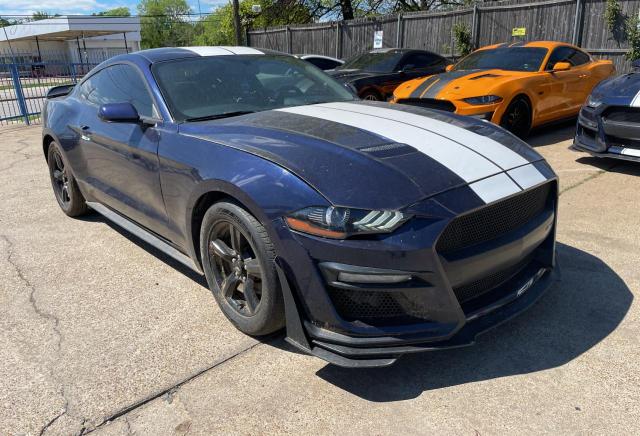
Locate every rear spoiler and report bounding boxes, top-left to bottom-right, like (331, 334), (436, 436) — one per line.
(47, 84), (75, 99)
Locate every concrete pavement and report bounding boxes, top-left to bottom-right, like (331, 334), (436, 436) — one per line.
(0, 123), (638, 435)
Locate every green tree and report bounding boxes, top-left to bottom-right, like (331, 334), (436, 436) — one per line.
(195, 0), (313, 46)
(32, 11), (51, 21)
(138, 0), (194, 48)
(0, 17), (12, 27)
(93, 7), (132, 17)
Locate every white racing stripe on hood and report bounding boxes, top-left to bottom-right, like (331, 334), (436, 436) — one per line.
(318, 102), (530, 170)
(508, 164), (547, 189)
(469, 173), (521, 204)
(277, 105), (504, 196)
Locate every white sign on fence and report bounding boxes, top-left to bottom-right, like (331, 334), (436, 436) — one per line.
(373, 30), (383, 49)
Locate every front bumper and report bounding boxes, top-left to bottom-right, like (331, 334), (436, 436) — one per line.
(394, 97), (500, 123)
(573, 104), (640, 162)
(273, 179), (558, 368)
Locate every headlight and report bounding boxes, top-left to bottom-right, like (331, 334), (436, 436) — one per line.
(285, 206), (411, 239)
(463, 95), (503, 105)
(586, 94), (601, 108)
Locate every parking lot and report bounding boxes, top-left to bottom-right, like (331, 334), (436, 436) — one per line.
(1, 122), (638, 435)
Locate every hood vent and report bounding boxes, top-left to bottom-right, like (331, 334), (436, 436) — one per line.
(358, 142), (416, 158)
(469, 73), (500, 80)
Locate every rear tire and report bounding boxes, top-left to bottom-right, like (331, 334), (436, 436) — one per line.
(500, 96), (532, 138)
(47, 142), (89, 217)
(200, 202), (284, 336)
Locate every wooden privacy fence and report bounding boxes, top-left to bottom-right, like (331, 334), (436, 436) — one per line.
(247, 0), (640, 73)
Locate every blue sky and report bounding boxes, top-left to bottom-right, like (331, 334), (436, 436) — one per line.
(0, 0), (227, 17)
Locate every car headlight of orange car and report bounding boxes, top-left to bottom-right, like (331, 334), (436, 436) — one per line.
(463, 95), (503, 105)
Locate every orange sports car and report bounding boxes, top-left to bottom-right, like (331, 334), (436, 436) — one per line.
(391, 41), (615, 136)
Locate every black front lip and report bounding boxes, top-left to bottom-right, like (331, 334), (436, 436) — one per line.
(276, 256), (556, 368)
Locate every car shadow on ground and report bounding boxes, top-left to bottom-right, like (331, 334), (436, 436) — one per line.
(575, 157), (640, 176)
(315, 243), (633, 401)
(527, 119), (576, 147)
(76, 213), (208, 287)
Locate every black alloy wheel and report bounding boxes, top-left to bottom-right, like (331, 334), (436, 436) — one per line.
(200, 202), (284, 336)
(500, 97), (532, 138)
(47, 142), (89, 217)
(51, 148), (71, 206)
(208, 221), (263, 316)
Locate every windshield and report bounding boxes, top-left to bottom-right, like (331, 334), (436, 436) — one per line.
(152, 55), (355, 122)
(339, 51), (404, 73)
(454, 47), (548, 72)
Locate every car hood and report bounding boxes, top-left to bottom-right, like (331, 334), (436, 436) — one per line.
(179, 101), (548, 210)
(396, 69), (528, 99)
(590, 71), (640, 101)
(327, 69), (377, 82)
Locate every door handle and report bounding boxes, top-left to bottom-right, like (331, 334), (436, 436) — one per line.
(79, 125), (92, 141)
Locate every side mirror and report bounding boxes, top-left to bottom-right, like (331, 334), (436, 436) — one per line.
(445, 64), (454, 72)
(553, 61), (572, 72)
(632, 59), (640, 70)
(99, 102), (140, 123)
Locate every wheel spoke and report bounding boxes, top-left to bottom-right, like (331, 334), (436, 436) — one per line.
(54, 153), (64, 171)
(221, 274), (239, 298)
(229, 224), (243, 253)
(243, 277), (259, 314)
(244, 258), (262, 278)
(61, 185), (69, 202)
(210, 239), (236, 262)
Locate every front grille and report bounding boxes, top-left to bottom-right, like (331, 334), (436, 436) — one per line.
(327, 287), (430, 325)
(398, 98), (456, 112)
(453, 255), (533, 303)
(604, 107), (640, 123)
(436, 182), (553, 254)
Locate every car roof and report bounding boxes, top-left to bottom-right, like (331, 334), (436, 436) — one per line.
(479, 41), (579, 51)
(111, 46), (283, 64)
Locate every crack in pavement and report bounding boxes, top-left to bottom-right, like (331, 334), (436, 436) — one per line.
(86, 340), (268, 434)
(0, 138), (39, 172)
(559, 162), (619, 196)
(1, 234), (73, 435)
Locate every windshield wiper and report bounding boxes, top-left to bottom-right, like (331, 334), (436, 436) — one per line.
(185, 111), (254, 122)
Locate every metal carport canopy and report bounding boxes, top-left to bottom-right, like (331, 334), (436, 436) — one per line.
(0, 16), (140, 42)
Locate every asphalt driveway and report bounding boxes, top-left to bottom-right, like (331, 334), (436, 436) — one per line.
(1, 122), (638, 435)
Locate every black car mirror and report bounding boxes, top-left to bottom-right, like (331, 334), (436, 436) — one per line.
(99, 102), (140, 123)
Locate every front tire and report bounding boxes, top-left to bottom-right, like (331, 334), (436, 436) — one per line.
(360, 89), (382, 101)
(200, 202), (284, 336)
(47, 142), (89, 217)
(500, 96), (532, 138)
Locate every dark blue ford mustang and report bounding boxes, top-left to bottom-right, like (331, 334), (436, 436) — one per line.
(42, 46), (558, 367)
(574, 60), (640, 162)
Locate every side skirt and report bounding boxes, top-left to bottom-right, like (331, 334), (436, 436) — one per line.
(86, 201), (202, 274)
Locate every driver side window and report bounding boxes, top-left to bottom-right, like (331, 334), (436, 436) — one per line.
(79, 64), (157, 118)
(398, 53), (442, 71)
(546, 47), (590, 70)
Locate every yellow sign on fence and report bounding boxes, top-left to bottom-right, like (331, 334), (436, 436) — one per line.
(512, 27), (526, 36)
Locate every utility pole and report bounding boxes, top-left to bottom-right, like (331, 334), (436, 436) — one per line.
(232, 0), (242, 45)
